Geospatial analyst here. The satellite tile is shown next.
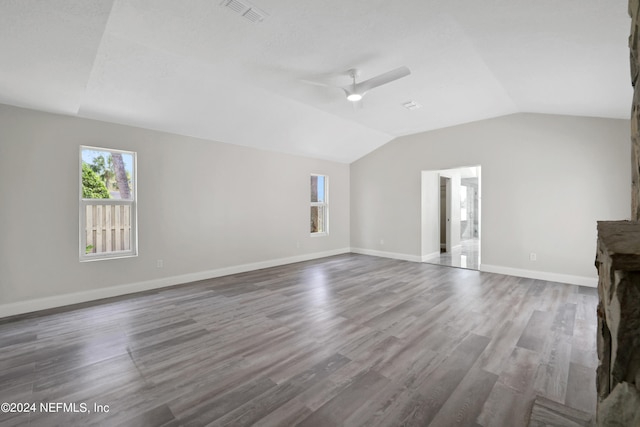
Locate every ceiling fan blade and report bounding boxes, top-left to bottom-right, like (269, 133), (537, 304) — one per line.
(355, 66), (410, 94)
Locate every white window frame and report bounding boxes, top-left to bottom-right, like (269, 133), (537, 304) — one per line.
(310, 174), (329, 236)
(79, 146), (138, 261)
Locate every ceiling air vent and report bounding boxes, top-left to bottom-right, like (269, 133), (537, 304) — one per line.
(221, 0), (268, 23)
(402, 101), (423, 111)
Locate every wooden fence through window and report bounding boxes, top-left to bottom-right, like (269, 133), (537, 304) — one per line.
(85, 204), (131, 254)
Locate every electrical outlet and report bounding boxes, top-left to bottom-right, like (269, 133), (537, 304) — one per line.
(529, 253), (537, 262)
(156, 259), (164, 268)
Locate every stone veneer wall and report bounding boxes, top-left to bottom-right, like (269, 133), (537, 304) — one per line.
(595, 222), (640, 426)
(594, 4), (640, 424)
(632, 0), (640, 221)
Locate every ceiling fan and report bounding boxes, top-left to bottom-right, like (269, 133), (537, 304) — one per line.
(342, 66), (411, 102)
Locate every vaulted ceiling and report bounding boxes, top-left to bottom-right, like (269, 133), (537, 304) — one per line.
(0, 0), (632, 163)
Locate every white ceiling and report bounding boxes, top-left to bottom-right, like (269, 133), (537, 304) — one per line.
(0, 0), (632, 163)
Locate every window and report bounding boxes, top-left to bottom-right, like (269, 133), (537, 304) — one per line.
(80, 146), (137, 261)
(310, 174), (328, 235)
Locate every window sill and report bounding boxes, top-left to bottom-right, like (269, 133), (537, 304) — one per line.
(310, 232), (329, 237)
(80, 252), (138, 262)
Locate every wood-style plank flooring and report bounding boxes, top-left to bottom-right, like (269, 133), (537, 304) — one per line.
(0, 254), (598, 426)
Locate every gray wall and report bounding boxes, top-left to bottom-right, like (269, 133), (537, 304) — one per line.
(0, 104), (350, 314)
(0, 107), (631, 315)
(351, 113), (630, 284)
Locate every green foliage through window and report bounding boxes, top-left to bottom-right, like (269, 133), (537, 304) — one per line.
(82, 163), (110, 199)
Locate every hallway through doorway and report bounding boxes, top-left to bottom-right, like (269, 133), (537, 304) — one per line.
(421, 165), (481, 271)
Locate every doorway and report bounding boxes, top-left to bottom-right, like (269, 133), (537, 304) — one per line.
(440, 176), (451, 253)
(422, 166), (481, 270)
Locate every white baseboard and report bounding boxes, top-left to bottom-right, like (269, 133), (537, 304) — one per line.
(2, 249), (598, 319)
(479, 264), (598, 288)
(0, 248), (351, 319)
(350, 247), (422, 263)
(421, 251), (442, 262)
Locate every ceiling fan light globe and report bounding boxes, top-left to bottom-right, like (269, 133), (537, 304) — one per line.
(347, 93), (362, 102)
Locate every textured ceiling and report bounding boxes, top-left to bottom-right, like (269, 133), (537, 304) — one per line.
(0, 0), (632, 163)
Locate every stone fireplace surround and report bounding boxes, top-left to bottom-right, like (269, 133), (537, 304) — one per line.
(592, 1), (640, 425)
(595, 221), (640, 426)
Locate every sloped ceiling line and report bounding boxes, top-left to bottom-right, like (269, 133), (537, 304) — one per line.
(0, 0), (632, 163)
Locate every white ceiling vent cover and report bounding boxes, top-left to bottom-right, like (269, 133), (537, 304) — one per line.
(220, 0), (268, 23)
(402, 101), (423, 111)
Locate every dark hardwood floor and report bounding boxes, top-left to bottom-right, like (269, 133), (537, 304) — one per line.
(0, 254), (598, 426)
